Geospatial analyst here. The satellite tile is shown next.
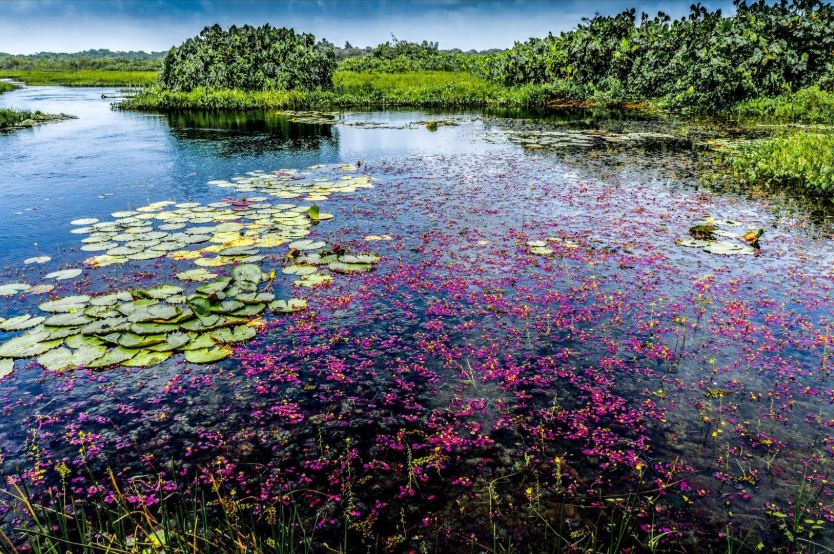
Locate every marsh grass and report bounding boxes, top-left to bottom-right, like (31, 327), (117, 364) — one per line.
(732, 86), (834, 124)
(0, 81), (18, 94)
(1, 470), (318, 554)
(728, 132), (834, 195)
(119, 71), (630, 110)
(0, 70), (157, 87)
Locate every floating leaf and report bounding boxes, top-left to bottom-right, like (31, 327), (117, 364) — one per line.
(24, 256), (51, 265)
(0, 315), (45, 331)
(307, 205), (320, 221)
(45, 269), (83, 281)
(270, 298), (307, 313)
(39, 295), (91, 313)
(185, 346), (232, 364)
(0, 283), (30, 297)
(123, 350), (172, 367)
(212, 326), (256, 343)
(176, 269), (218, 282)
(0, 358), (12, 379)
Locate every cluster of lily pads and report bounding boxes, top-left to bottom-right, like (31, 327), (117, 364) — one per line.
(207, 167), (372, 200)
(495, 128), (678, 149)
(0, 264), (301, 371)
(676, 217), (763, 255)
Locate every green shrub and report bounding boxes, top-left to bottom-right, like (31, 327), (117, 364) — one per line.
(160, 24), (336, 92)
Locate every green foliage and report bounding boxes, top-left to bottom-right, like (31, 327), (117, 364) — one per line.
(160, 24), (336, 92)
(477, 0), (834, 111)
(337, 38), (478, 73)
(0, 69), (157, 86)
(733, 85), (834, 123)
(0, 49), (163, 71)
(0, 80), (17, 93)
(728, 132), (834, 195)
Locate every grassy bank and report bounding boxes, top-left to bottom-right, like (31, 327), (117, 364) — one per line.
(0, 69), (156, 86)
(119, 70), (599, 110)
(728, 132), (834, 195)
(732, 86), (834, 124)
(0, 81), (18, 94)
(0, 108), (72, 130)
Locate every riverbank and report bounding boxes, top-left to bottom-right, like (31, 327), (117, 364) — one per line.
(0, 69), (156, 86)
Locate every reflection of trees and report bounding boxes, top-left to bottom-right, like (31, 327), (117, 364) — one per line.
(164, 110), (337, 157)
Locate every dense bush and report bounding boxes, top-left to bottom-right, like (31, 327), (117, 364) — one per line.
(477, 0), (834, 111)
(160, 24), (336, 92)
(337, 38), (477, 73)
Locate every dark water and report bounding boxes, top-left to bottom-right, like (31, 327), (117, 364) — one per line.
(2, 85), (834, 552)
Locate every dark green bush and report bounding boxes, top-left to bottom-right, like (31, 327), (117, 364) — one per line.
(477, 0), (834, 111)
(160, 24), (336, 92)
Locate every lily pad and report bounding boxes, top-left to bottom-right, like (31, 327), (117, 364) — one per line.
(24, 256), (51, 265)
(122, 350), (172, 367)
(212, 325), (257, 343)
(45, 269), (83, 281)
(0, 315), (45, 331)
(0, 358), (13, 379)
(184, 346), (232, 364)
(39, 295), (91, 313)
(0, 283), (31, 297)
(270, 298), (307, 313)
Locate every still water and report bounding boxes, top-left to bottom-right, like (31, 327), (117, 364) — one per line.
(2, 85), (834, 552)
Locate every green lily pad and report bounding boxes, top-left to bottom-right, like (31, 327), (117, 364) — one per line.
(328, 261), (374, 274)
(24, 256), (51, 265)
(269, 298), (307, 313)
(81, 317), (131, 335)
(64, 335), (104, 349)
(176, 269), (217, 282)
(184, 346), (232, 364)
(182, 333), (216, 351)
(0, 315), (45, 331)
(0, 283), (31, 297)
(339, 254), (380, 264)
(212, 325), (256, 343)
(283, 264), (317, 276)
(231, 303), (265, 317)
(148, 332), (191, 352)
(118, 333), (166, 349)
(44, 312), (93, 327)
(45, 269), (83, 281)
(122, 350), (172, 367)
(39, 295), (91, 313)
(289, 239), (326, 250)
(0, 358), (13, 379)
(0, 332), (63, 358)
(130, 322), (181, 335)
(87, 346), (138, 369)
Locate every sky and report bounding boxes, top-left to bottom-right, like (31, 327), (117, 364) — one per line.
(0, 0), (735, 55)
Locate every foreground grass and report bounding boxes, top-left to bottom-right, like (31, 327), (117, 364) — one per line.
(120, 70), (606, 110)
(728, 131), (834, 196)
(0, 69), (157, 87)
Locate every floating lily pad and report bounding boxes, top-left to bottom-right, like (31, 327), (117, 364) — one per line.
(212, 325), (256, 343)
(0, 315), (45, 331)
(0, 358), (13, 379)
(0, 332), (63, 358)
(45, 269), (83, 281)
(24, 256), (51, 265)
(184, 346), (232, 364)
(123, 350), (172, 367)
(176, 269), (218, 282)
(39, 295), (91, 313)
(0, 283), (30, 297)
(270, 298), (307, 313)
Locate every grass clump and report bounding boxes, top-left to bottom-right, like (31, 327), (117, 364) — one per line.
(728, 132), (834, 195)
(0, 81), (18, 94)
(732, 86), (834, 124)
(0, 69), (157, 87)
(0, 108), (71, 129)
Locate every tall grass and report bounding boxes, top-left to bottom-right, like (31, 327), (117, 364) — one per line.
(119, 70), (641, 111)
(0, 70), (157, 87)
(732, 86), (834, 124)
(0, 81), (18, 94)
(1, 470), (319, 553)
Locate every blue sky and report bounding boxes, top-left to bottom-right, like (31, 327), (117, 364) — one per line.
(0, 0), (734, 54)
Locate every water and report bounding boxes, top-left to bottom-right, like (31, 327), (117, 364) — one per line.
(2, 85), (834, 551)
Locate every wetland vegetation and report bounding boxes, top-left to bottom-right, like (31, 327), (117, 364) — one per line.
(1, 1), (834, 552)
